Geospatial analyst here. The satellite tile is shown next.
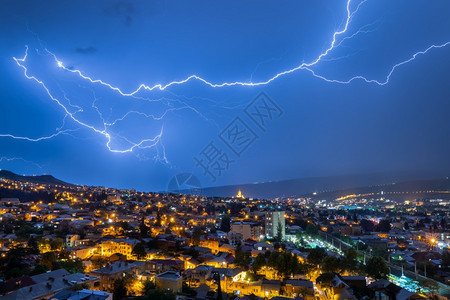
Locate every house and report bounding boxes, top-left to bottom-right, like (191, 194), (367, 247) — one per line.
(368, 279), (424, 300)
(186, 265), (214, 287)
(261, 280), (281, 298)
(50, 289), (112, 300)
(0, 270), (99, 300)
(0, 276), (35, 296)
(96, 238), (140, 259)
(69, 246), (96, 260)
(65, 234), (79, 248)
(144, 259), (184, 275)
(155, 271), (183, 293)
(228, 232), (244, 247)
(284, 279), (314, 299)
(330, 275), (357, 300)
(341, 276), (367, 290)
(199, 238), (220, 254)
(252, 242), (274, 256)
(88, 261), (144, 290)
(230, 222), (263, 241)
(219, 244), (236, 255)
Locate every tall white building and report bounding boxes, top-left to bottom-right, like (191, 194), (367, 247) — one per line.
(265, 211), (285, 240)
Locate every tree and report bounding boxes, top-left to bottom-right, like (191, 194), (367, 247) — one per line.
(141, 279), (156, 295)
(144, 289), (175, 300)
(375, 219), (391, 233)
(112, 278), (128, 300)
(119, 221), (130, 232)
(0, 245), (32, 279)
(252, 253), (266, 273)
(365, 256), (389, 279)
(40, 251), (58, 269)
(276, 220), (283, 242)
(342, 248), (358, 273)
(360, 219), (375, 232)
(442, 248), (450, 270)
(219, 215), (231, 232)
(27, 236), (40, 254)
(92, 257), (106, 269)
(30, 264), (49, 276)
(139, 217), (149, 237)
(132, 243), (147, 260)
(265, 251), (301, 278)
(191, 226), (202, 246)
(215, 272), (223, 300)
(155, 211), (162, 227)
(307, 247), (327, 266)
(316, 272), (335, 287)
(50, 238), (63, 251)
(305, 224), (318, 236)
(356, 241), (368, 251)
(321, 255), (342, 273)
(234, 249), (252, 268)
(59, 258), (84, 273)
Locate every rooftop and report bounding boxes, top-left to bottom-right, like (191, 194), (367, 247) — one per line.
(155, 271), (181, 280)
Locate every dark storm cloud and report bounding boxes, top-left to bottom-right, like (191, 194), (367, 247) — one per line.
(103, 1), (134, 26)
(75, 46), (97, 54)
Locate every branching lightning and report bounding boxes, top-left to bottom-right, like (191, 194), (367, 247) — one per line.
(0, 157), (43, 170)
(10, 46), (166, 156)
(44, 0), (449, 93)
(4, 0), (450, 160)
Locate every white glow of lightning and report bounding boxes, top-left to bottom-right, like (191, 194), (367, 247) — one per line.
(0, 157), (43, 169)
(8, 46), (165, 155)
(7, 0), (450, 157)
(0, 131), (70, 142)
(303, 41), (450, 85)
(44, 0), (450, 95)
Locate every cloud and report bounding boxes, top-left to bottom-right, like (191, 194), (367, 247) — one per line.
(103, 1), (134, 26)
(75, 46), (97, 54)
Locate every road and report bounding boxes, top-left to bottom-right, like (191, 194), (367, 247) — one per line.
(316, 232), (450, 297)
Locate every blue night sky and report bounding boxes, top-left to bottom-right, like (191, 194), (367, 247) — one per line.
(0, 0), (449, 191)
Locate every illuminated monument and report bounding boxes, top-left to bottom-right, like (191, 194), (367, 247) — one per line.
(236, 190), (245, 199)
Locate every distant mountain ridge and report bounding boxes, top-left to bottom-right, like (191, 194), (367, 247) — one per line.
(196, 171), (449, 199)
(0, 170), (72, 186)
(306, 177), (450, 201)
(1, 169), (448, 200)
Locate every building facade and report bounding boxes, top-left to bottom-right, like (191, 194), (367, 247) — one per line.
(265, 211), (285, 240)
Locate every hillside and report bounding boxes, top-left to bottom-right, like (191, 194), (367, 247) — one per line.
(0, 170), (72, 186)
(197, 171), (449, 199)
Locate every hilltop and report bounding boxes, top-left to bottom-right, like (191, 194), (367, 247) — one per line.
(0, 169), (72, 186)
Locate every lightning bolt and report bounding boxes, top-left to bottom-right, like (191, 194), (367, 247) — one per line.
(44, 0), (449, 92)
(6, 0), (450, 158)
(303, 41), (450, 85)
(8, 46), (166, 156)
(0, 156), (44, 170)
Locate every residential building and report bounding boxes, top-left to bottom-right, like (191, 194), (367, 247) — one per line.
(265, 211), (285, 240)
(155, 271), (183, 293)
